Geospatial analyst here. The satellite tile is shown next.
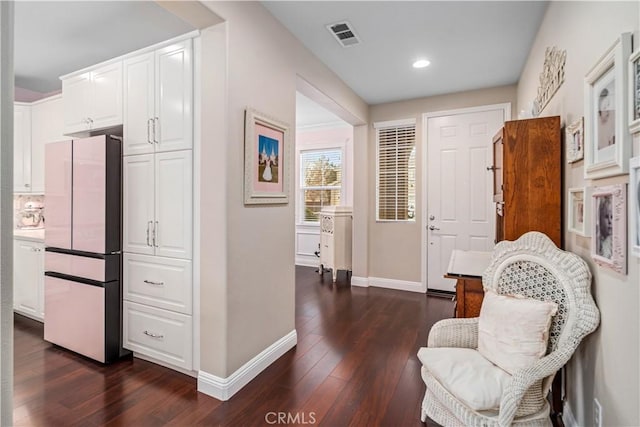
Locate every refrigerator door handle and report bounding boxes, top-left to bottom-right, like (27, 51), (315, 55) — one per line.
(146, 221), (152, 246)
(147, 119), (153, 144)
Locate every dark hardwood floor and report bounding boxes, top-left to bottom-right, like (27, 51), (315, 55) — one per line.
(14, 266), (453, 426)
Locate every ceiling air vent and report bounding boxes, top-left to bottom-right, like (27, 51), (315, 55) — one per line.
(326, 21), (361, 48)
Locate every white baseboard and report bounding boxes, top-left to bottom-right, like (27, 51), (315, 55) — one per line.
(132, 352), (197, 378)
(369, 276), (426, 293)
(295, 255), (320, 267)
(562, 401), (578, 427)
(197, 329), (297, 401)
(350, 276), (369, 287)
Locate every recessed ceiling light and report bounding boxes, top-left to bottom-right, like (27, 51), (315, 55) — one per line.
(413, 59), (431, 69)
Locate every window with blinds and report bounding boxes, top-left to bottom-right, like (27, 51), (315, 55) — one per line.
(376, 122), (416, 221)
(300, 149), (342, 222)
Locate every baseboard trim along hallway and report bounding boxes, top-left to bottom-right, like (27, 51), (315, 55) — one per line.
(197, 330), (298, 401)
(351, 276), (425, 293)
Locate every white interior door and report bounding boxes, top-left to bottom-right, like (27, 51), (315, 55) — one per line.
(426, 108), (505, 291)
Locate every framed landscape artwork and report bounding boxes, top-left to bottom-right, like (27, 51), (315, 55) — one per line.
(244, 108), (290, 205)
(566, 117), (584, 163)
(568, 187), (592, 236)
(591, 184), (627, 274)
(584, 33), (632, 179)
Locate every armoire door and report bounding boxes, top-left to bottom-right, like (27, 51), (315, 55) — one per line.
(155, 150), (192, 259)
(123, 154), (155, 255)
(124, 52), (155, 156)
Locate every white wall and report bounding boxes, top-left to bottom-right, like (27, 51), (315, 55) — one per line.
(198, 1), (368, 379)
(517, 2), (639, 425)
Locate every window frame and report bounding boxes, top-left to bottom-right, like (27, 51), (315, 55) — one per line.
(298, 147), (344, 225)
(374, 118), (417, 223)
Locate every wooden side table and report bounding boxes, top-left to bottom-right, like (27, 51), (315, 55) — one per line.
(446, 274), (484, 318)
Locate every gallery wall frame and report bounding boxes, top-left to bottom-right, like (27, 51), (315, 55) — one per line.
(591, 184), (627, 275)
(568, 187), (592, 237)
(244, 108), (291, 205)
(584, 32), (632, 179)
(630, 156), (640, 257)
(566, 117), (584, 163)
(629, 49), (640, 134)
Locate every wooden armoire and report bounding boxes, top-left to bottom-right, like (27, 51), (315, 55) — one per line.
(491, 116), (562, 247)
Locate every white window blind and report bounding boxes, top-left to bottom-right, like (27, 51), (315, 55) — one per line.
(376, 124), (416, 221)
(300, 149), (342, 222)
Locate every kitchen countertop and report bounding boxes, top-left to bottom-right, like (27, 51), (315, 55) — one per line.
(14, 228), (45, 242)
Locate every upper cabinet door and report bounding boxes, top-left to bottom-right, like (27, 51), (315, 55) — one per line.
(90, 62), (123, 131)
(124, 53), (155, 156)
(45, 140), (73, 250)
(123, 154), (155, 256)
(155, 40), (193, 153)
(14, 104), (32, 192)
(155, 151), (192, 259)
(31, 96), (64, 194)
(62, 73), (91, 134)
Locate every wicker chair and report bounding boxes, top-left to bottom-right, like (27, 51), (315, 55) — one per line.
(418, 232), (600, 426)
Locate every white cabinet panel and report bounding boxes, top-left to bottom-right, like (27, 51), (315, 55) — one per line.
(31, 95), (64, 193)
(123, 155), (155, 255)
(124, 253), (192, 314)
(14, 239), (44, 321)
(124, 40), (192, 155)
(123, 301), (192, 370)
(155, 40), (192, 153)
(155, 151), (192, 259)
(124, 53), (155, 156)
(62, 61), (123, 135)
(14, 104), (31, 192)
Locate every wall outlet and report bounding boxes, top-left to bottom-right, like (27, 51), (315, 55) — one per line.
(594, 398), (603, 427)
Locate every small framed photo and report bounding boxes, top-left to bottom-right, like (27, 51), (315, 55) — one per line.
(584, 33), (632, 179)
(566, 117), (584, 163)
(630, 156), (640, 257)
(591, 184), (627, 274)
(629, 50), (640, 134)
(244, 108), (290, 205)
(568, 187), (592, 236)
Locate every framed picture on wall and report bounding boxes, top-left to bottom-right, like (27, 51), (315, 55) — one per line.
(244, 108), (291, 205)
(630, 156), (640, 257)
(591, 184), (627, 274)
(629, 50), (640, 134)
(566, 117), (584, 163)
(568, 187), (592, 236)
(584, 32), (632, 179)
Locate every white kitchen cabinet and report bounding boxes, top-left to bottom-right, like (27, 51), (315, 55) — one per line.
(14, 103), (32, 192)
(62, 61), (123, 135)
(30, 95), (64, 193)
(14, 238), (45, 321)
(123, 40), (193, 156)
(319, 206), (353, 282)
(123, 150), (192, 259)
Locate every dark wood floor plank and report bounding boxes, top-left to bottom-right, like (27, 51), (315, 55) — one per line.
(13, 266), (454, 426)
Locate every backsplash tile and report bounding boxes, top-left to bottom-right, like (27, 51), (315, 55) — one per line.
(14, 194), (45, 229)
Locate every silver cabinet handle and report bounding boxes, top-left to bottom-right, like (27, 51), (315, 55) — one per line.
(143, 280), (164, 286)
(428, 225), (440, 231)
(153, 117), (159, 144)
(154, 221), (159, 247)
(146, 221), (152, 246)
(143, 330), (164, 339)
(147, 118), (153, 144)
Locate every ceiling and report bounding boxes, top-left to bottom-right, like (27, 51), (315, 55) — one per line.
(264, 1), (549, 105)
(14, 1), (195, 93)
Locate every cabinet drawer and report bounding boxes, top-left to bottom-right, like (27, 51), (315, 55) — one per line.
(123, 253), (192, 314)
(123, 301), (192, 370)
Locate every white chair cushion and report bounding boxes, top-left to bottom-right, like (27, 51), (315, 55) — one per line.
(478, 290), (558, 374)
(417, 347), (511, 411)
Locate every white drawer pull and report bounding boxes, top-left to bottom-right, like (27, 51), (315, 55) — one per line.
(143, 280), (164, 286)
(143, 330), (164, 339)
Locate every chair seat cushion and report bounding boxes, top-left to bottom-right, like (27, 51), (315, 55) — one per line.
(478, 290), (558, 374)
(417, 347), (511, 411)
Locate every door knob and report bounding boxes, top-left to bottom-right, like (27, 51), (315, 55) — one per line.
(429, 215), (435, 220)
(486, 166), (496, 171)
(429, 225), (440, 231)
